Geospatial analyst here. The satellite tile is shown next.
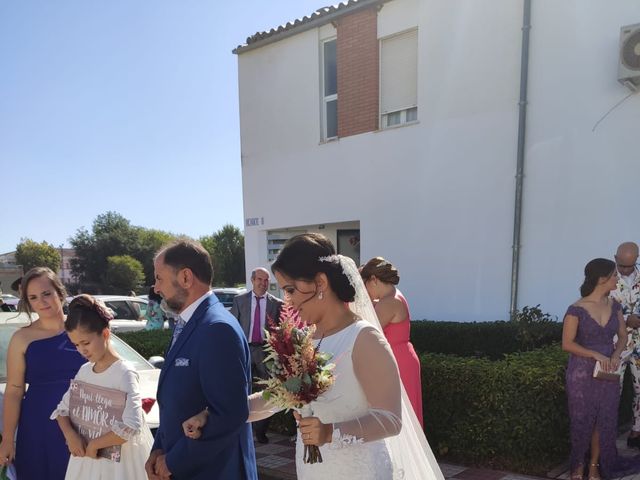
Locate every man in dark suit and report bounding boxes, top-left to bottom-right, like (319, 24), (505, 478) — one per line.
(230, 267), (283, 444)
(145, 240), (257, 480)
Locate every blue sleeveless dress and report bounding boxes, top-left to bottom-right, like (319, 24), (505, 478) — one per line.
(15, 331), (84, 479)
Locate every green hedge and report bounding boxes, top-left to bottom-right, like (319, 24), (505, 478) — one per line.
(117, 329), (172, 359)
(118, 309), (563, 362)
(411, 308), (563, 360)
(423, 346), (568, 473)
(423, 346), (635, 474)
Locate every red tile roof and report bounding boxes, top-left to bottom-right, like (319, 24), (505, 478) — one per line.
(233, 0), (387, 54)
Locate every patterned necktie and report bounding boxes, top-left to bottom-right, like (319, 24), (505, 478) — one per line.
(170, 316), (186, 350)
(251, 297), (263, 343)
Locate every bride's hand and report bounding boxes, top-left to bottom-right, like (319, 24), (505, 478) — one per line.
(182, 408), (209, 439)
(294, 411), (333, 446)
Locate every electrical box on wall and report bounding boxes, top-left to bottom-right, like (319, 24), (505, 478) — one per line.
(618, 23), (640, 91)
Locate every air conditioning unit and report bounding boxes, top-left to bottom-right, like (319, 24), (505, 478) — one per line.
(618, 23), (640, 91)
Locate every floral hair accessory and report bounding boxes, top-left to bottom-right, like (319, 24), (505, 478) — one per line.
(318, 254), (340, 264)
(319, 254), (359, 289)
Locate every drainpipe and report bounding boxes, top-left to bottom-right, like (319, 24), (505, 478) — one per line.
(509, 0), (532, 321)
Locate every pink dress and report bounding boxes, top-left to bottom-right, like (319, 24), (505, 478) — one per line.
(381, 291), (424, 427)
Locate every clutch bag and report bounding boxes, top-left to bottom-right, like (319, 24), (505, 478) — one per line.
(593, 361), (620, 381)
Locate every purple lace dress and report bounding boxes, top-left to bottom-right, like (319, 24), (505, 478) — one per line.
(565, 302), (640, 478)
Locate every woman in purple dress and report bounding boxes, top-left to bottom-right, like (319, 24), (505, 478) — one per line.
(563, 258), (640, 480)
(0, 268), (85, 479)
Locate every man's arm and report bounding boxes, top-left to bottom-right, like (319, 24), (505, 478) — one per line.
(146, 423), (166, 479)
(164, 321), (250, 478)
(151, 425), (164, 451)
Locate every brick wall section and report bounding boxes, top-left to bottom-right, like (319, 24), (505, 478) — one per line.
(336, 7), (379, 138)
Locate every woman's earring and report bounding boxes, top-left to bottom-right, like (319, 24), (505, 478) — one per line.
(318, 290), (324, 300)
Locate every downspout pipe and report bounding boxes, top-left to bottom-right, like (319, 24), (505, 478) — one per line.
(509, 0), (532, 321)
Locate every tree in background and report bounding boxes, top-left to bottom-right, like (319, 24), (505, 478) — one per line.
(201, 224), (245, 287)
(103, 255), (145, 295)
(70, 212), (176, 291)
(15, 239), (61, 273)
(133, 228), (176, 284)
(70, 212), (138, 288)
(69, 212), (244, 291)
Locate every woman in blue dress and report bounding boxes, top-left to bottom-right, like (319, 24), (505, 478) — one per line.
(0, 267), (85, 479)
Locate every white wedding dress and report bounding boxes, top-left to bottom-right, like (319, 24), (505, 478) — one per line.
(292, 254), (444, 480)
(296, 320), (394, 479)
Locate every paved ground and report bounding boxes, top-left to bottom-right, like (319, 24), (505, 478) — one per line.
(255, 431), (640, 480)
(254, 433), (547, 480)
(546, 431), (640, 480)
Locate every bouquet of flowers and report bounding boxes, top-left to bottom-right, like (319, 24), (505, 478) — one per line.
(259, 304), (335, 464)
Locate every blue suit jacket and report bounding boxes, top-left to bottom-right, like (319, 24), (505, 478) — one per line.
(152, 293), (257, 479)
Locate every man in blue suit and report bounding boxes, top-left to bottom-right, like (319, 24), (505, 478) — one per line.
(145, 240), (257, 480)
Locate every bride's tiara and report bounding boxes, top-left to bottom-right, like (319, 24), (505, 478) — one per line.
(319, 254), (358, 289)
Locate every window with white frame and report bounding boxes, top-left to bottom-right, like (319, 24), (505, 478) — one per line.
(267, 230), (306, 262)
(321, 38), (337, 140)
(380, 29), (418, 129)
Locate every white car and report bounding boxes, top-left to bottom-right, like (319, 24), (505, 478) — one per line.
(91, 295), (150, 333)
(0, 294), (19, 312)
(0, 312), (160, 432)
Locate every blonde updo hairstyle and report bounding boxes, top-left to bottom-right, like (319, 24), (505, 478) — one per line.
(360, 257), (400, 285)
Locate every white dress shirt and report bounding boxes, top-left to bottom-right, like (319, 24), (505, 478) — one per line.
(179, 290), (213, 324)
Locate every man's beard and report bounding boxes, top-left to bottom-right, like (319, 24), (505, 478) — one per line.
(164, 282), (189, 313)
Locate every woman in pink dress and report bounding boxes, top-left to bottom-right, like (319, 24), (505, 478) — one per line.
(360, 257), (423, 427)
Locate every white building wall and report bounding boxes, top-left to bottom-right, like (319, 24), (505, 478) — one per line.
(238, 0), (640, 321)
(518, 1), (640, 317)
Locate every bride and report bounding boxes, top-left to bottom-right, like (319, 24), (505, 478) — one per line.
(183, 233), (443, 479)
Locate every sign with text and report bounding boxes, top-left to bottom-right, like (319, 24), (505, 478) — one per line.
(68, 380), (127, 462)
(245, 217), (264, 227)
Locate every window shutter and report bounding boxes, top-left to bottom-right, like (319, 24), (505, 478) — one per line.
(380, 29), (418, 114)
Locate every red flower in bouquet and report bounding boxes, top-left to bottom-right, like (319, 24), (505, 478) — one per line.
(259, 304), (334, 463)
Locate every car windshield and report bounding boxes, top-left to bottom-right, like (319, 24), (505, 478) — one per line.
(105, 301), (137, 320)
(110, 335), (154, 371)
(215, 293), (237, 305)
(0, 323), (153, 382)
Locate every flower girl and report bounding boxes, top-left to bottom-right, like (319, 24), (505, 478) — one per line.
(51, 295), (153, 479)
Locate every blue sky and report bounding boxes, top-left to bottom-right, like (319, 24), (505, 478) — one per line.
(0, 0), (324, 253)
